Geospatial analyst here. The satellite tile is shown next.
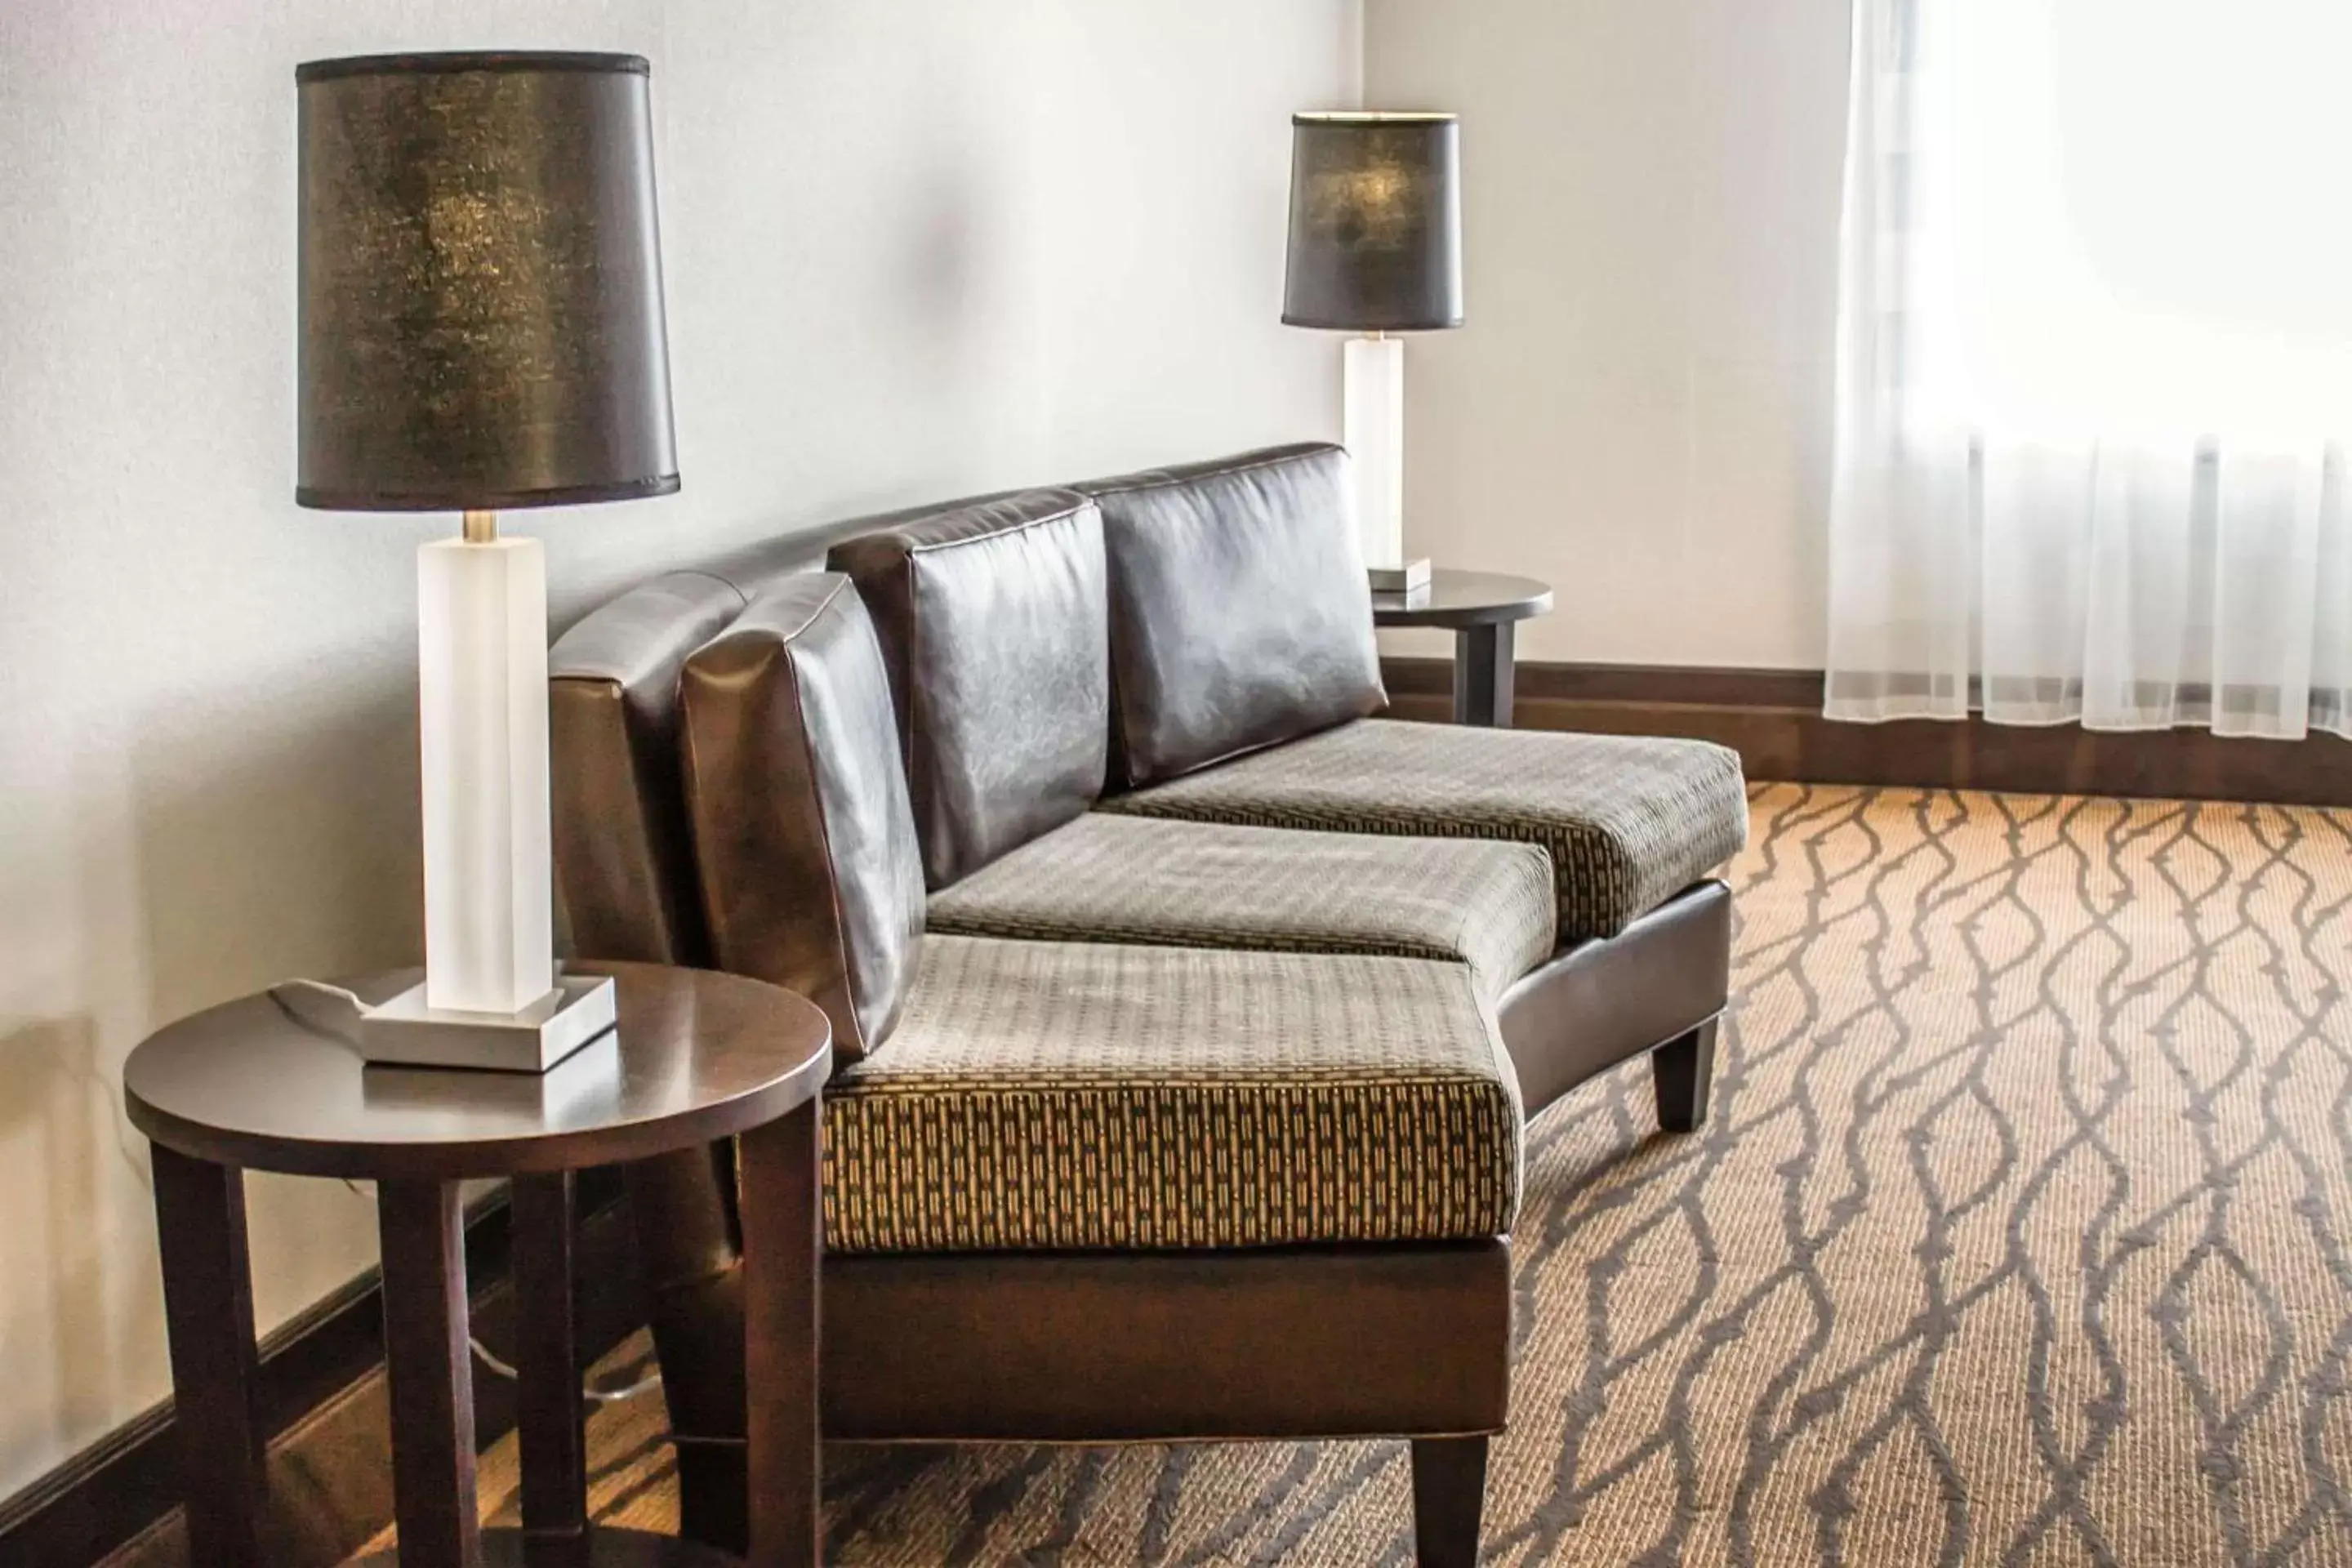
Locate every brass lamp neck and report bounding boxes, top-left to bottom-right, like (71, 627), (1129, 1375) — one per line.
(461, 510), (499, 545)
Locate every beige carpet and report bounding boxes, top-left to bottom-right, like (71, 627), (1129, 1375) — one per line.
(374, 784), (2352, 1564)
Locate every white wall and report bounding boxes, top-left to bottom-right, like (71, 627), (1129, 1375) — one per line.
(1365, 0), (1851, 669)
(0, 0), (1359, 1499)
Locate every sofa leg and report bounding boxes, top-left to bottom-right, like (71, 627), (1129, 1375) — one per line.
(1411, 1435), (1490, 1567)
(1652, 1018), (1718, 1134)
(672, 1437), (750, 1556)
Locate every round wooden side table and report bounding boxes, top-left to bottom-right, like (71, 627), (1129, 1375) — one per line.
(123, 961), (833, 1568)
(1371, 569), (1555, 727)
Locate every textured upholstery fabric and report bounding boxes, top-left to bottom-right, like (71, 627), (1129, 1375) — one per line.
(926, 813), (1554, 1002)
(1080, 443), (1385, 786)
(679, 575), (926, 1062)
(827, 490), (1111, 889)
(823, 936), (1521, 1253)
(1098, 719), (1748, 942)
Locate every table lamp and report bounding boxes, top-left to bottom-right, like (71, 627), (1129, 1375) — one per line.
(293, 51), (677, 1071)
(1283, 111), (1463, 594)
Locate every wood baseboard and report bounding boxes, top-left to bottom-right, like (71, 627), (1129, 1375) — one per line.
(0, 1172), (643, 1568)
(1383, 657), (2352, 808)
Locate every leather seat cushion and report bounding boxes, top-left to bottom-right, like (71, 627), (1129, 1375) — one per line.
(1097, 719), (1749, 942)
(1080, 443), (1385, 787)
(678, 574), (926, 1062)
(827, 490), (1109, 889)
(925, 813), (1554, 1002)
(823, 936), (1521, 1253)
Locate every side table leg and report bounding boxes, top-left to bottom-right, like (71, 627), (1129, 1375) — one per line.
(741, 1100), (823, 1568)
(1453, 621), (1517, 727)
(378, 1179), (482, 1568)
(514, 1172), (590, 1568)
(151, 1144), (266, 1568)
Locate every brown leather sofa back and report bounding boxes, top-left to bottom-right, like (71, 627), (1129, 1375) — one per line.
(679, 573), (926, 1062)
(1081, 443), (1386, 787)
(550, 570), (746, 967)
(549, 526), (875, 965)
(827, 490), (1109, 889)
(549, 501), (1019, 970)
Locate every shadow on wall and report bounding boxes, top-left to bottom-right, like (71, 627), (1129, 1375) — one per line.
(0, 1013), (157, 1464)
(7, 670), (448, 1559)
(0, 662), (425, 1501)
(119, 665), (424, 1357)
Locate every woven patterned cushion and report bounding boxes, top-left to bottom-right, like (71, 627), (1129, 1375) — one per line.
(823, 936), (1521, 1253)
(1097, 719), (1748, 942)
(925, 813), (1554, 1001)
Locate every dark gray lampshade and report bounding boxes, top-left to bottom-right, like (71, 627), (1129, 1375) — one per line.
(296, 51), (679, 511)
(1282, 112), (1463, 332)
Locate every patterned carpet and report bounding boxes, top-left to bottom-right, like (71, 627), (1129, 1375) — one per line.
(384, 784), (2352, 1564)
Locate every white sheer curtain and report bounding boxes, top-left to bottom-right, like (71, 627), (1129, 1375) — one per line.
(1827, 0), (2352, 739)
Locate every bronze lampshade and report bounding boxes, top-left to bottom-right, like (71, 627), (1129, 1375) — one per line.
(1282, 112), (1463, 333)
(296, 51), (679, 510)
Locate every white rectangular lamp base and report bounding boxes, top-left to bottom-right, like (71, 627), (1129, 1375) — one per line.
(1368, 559), (1433, 594)
(361, 1030), (622, 1117)
(360, 972), (618, 1074)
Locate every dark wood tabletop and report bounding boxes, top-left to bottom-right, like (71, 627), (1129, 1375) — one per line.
(1370, 569), (1553, 629)
(123, 960), (831, 1181)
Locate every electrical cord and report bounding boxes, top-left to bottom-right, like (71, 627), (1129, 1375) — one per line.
(468, 1334), (664, 1405)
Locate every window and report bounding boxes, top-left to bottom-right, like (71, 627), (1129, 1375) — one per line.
(1826, 0), (2352, 739)
(1909, 0), (2352, 446)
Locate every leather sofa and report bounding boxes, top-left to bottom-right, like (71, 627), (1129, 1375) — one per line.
(547, 443), (1747, 1565)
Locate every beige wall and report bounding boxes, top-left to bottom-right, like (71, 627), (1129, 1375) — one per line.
(1365, 0), (1851, 669)
(0, 0), (1360, 1499)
